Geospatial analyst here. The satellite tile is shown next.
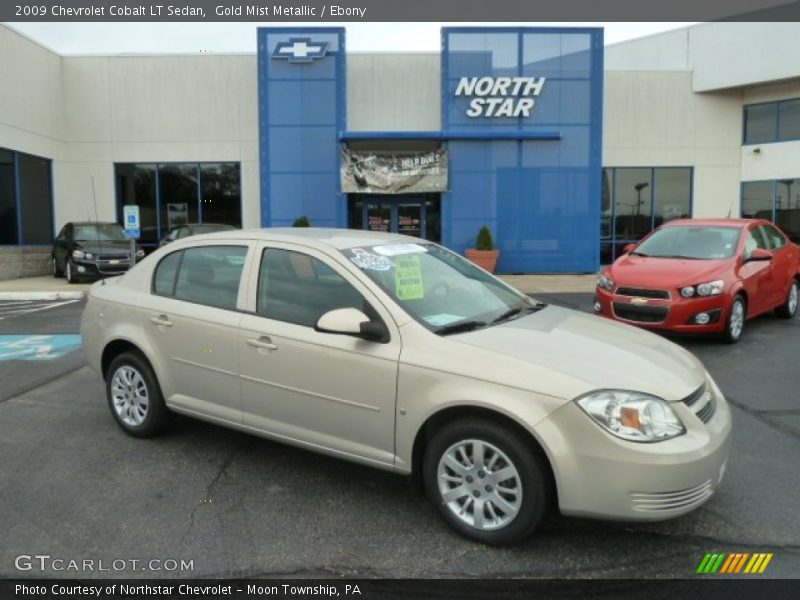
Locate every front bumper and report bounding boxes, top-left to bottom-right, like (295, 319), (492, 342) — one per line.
(72, 256), (132, 278)
(534, 377), (732, 521)
(595, 286), (729, 334)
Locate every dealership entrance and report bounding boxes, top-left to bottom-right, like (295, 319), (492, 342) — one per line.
(347, 194), (441, 242)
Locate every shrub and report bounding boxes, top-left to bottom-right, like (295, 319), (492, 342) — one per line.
(292, 216), (310, 227)
(476, 225), (494, 251)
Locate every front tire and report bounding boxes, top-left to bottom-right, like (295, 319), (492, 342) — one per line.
(776, 279), (799, 319)
(722, 295), (746, 344)
(423, 418), (552, 545)
(106, 351), (170, 437)
(65, 259), (77, 284)
(52, 257), (62, 277)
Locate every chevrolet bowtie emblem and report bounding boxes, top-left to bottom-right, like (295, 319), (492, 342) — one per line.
(631, 297), (649, 305)
(273, 38), (329, 63)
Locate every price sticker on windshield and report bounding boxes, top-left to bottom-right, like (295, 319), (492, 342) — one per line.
(395, 255), (424, 300)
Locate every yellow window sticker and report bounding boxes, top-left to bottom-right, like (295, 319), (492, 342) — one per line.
(395, 255), (424, 300)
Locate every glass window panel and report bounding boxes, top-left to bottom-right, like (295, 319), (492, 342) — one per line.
(600, 242), (614, 265)
(257, 248), (366, 327)
(18, 152), (53, 245)
(775, 178), (800, 243)
(160, 164), (199, 236)
(0, 149), (17, 245)
(653, 168), (691, 228)
(744, 103), (777, 144)
(761, 224), (787, 250)
(174, 245), (247, 310)
(347, 196), (364, 230)
(200, 163), (241, 226)
(778, 99), (800, 142)
(153, 250), (183, 296)
(425, 195), (442, 243)
(741, 181), (773, 220)
(613, 168), (653, 241)
(116, 164), (157, 245)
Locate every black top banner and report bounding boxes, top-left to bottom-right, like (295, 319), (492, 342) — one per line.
(4, 0), (800, 22)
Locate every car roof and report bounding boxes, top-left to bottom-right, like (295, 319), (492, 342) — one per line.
(69, 221), (120, 226)
(181, 227), (426, 250)
(661, 218), (764, 228)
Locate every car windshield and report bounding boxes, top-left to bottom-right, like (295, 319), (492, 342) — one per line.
(342, 243), (544, 334)
(74, 224), (127, 242)
(633, 226), (741, 260)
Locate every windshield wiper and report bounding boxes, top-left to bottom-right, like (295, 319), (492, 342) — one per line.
(630, 251), (649, 257)
(491, 302), (545, 325)
(435, 320), (487, 336)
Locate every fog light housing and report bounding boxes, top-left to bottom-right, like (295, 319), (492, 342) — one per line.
(594, 299), (602, 312)
(77, 266), (86, 273)
(694, 312), (710, 325)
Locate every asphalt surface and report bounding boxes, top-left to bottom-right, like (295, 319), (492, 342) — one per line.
(0, 295), (798, 579)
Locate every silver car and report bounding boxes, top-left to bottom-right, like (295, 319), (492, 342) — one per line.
(81, 229), (732, 545)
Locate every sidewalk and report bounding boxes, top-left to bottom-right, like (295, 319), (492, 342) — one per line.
(0, 276), (90, 300)
(0, 273), (596, 300)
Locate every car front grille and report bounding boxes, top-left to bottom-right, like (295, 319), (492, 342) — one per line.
(681, 383), (716, 424)
(630, 479), (714, 512)
(96, 255), (132, 274)
(612, 302), (668, 323)
(616, 287), (670, 300)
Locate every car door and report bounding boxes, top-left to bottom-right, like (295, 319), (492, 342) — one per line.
(53, 224), (71, 270)
(760, 224), (795, 306)
(141, 242), (251, 423)
(739, 225), (773, 315)
(238, 242), (401, 467)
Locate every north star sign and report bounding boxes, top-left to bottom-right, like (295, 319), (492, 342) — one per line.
(455, 76), (547, 118)
(272, 38), (329, 63)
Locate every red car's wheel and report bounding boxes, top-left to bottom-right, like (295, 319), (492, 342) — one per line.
(722, 295), (746, 344)
(776, 279), (799, 319)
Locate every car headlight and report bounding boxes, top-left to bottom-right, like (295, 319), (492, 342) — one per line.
(597, 272), (614, 291)
(575, 390), (685, 442)
(681, 280), (723, 297)
(135, 249), (146, 258)
(680, 286), (695, 298)
(72, 250), (86, 259)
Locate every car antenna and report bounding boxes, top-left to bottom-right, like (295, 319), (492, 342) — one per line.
(725, 195), (737, 218)
(90, 177), (106, 286)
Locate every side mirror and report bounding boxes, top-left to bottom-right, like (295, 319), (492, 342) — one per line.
(623, 243), (636, 254)
(315, 308), (387, 342)
(747, 248), (773, 262)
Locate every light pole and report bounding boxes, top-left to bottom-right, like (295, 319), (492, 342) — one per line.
(634, 182), (650, 216)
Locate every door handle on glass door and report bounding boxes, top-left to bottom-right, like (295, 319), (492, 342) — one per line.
(246, 336), (278, 351)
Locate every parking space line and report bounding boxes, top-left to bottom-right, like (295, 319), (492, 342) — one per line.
(0, 299), (80, 320)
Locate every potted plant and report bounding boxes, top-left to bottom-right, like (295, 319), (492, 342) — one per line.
(292, 216), (310, 227)
(465, 225), (500, 273)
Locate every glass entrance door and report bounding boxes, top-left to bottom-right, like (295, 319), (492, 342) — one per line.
(351, 194), (440, 242)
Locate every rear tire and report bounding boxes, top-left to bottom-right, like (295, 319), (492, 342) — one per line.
(722, 295), (746, 344)
(775, 279), (799, 319)
(106, 351), (170, 437)
(65, 259), (77, 284)
(423, 418), (551, 545)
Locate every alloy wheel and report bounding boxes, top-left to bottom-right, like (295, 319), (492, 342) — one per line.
(110, 365), (150, 427)
(437, 439), (523, 531)
(729, 299), (745, 340)
(789, 282), (799, 316)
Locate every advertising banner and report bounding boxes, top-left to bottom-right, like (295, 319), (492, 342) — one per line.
(341, 147), (448, 194)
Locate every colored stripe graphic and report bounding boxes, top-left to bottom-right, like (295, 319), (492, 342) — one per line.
(698, 552), (773, 574)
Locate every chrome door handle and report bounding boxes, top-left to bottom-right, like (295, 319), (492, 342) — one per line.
(149, 315), (174, 327)
(246, 336), (278, 351)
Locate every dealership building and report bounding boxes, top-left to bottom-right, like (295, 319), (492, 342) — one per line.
(1, 21), (800, 277)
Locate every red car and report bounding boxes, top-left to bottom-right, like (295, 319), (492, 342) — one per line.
(595, 219), (800, 343)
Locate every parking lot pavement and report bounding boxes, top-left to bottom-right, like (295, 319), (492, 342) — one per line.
(0, 295), (798, 578)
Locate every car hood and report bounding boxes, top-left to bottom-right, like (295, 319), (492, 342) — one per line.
(74, 240), (132, 255)
(453, 305), (705, 401)
(608, 254), (729, 287)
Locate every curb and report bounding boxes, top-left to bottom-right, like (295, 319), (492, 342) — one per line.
(0, 291), (85, 301)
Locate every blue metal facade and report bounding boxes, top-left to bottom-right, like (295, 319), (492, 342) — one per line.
(257, 28), (346, 228)
(257, 27), (603, 272)
(442, 27), (603, 272)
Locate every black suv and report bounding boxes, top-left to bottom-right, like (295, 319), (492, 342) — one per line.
(52, 222), (144, 283)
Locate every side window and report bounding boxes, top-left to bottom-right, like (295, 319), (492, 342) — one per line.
(172, 245), (248, 310)
(153, 251), (183, 296)
(761, 225), (786, 250)
(257, 248), (367, 327)
(56, 226), (67, 241)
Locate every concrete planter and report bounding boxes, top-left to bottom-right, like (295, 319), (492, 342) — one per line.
(465, 249), (500, 273)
